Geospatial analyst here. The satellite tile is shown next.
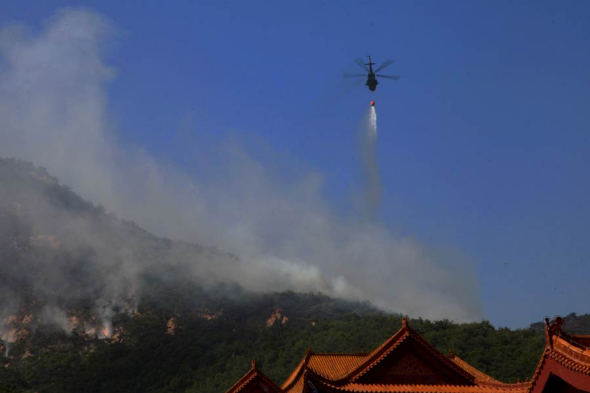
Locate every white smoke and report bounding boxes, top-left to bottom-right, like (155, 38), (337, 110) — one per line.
(0, 8), (484, 322)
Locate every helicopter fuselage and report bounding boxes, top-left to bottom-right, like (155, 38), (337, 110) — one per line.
(366, 72), (378, 91)
(366, 60), (378, 91)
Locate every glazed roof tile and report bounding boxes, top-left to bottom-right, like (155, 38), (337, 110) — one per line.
(314, 382), (530, 393)
(549, 334), (590, 374)
(231, 317), (588, 393)
(282, 352), (309, 392)
(527, 319), (590, 393)
(283, 373), (305, 393)
(308, 353), (369, 379)
(281, 318), (528, 393)
(282, 353), (369, 392)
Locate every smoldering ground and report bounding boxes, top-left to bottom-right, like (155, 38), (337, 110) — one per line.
(0, 8), (484, 325)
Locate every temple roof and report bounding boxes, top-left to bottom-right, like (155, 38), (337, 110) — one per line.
(226, 360), (283, 393)
(281, 352), (370, 393)
(279, 317), (529, 393)
(528, 317), (590, 393)
(309, 382), (528, 393)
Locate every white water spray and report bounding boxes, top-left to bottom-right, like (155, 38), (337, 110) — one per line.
(359, 106), (382, 221)
(369, 106), (377, 139)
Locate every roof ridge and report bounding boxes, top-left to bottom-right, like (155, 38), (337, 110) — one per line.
(346, 382), (528, 387)
(281, 351), (311, 390)
(311, 317), (477, 384)
(528, 345), (550, 393)
(404, 327), (478, 383)
(225, 362), (281, 393)
(311, 352), (369, 356)
(449, 353), (508, 385)
(556, 333), (590, 351)
(313, 379), (530, 392)
(225, 367), (257, 393)
(348, 327), (410, 381)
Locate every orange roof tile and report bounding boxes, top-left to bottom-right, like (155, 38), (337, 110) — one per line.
(549, 335), (590, 374)
(528, 318), (590, 393)
(308, 354), (369, 379)
(283, 353), (368, 393)
(233, 316), (564, 393)
(283, 373), (305, 393)
(282, 354), (308, 393)
(281, 317), (530, 393)
(314, 382), (529, 393)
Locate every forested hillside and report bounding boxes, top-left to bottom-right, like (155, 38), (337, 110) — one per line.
(0, 157), (588, 393)
(0, 285), (557, 393)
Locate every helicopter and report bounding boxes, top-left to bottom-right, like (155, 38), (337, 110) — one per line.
(344, 55), (399, 92)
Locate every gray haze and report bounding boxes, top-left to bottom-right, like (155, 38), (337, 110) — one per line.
(0, 9), (483, 322)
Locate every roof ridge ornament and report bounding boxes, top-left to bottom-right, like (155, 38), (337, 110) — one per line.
(545, 315), (566, 349)
(402, 316), (408, 328)
(251, 359), (257, 370)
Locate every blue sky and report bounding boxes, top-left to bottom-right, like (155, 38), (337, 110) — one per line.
(2, 1), (590, 328)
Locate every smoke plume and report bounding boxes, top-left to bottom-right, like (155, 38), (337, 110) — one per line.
(0, 8), (484, 322)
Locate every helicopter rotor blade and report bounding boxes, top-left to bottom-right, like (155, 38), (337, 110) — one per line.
(376, 74), (400, 80)
(354, 58), (369, 71)
(343, 73), (366, 78)
(374, 59), (395, 73)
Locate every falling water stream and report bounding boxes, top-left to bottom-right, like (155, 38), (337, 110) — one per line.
(360, 105), (382, 220)
(369, 106), (377, 139)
